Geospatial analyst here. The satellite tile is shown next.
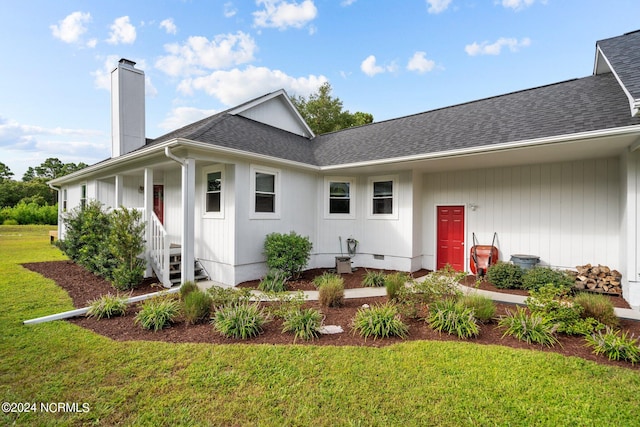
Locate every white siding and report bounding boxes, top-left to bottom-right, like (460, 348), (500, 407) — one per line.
(620, 150), (640, 308)
(163, 168), (182, 245)
(237, 97), (309, 137)
(422, 158), (620, 272)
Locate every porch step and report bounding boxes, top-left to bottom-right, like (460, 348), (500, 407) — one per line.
(168, 253), (210, 285)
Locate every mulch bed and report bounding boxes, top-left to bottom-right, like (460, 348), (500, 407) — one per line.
(21, 260), (640, 370)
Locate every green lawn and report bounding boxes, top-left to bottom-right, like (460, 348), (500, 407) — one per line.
(2, 225), (640, 426)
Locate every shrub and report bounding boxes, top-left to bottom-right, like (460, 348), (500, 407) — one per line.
(259, 269), (288, 293)
(207, 286), (252, 309)
(585, 328), (640, 363)
(135, 296), (181, 331)
(352, 303), (409, 340)
(109, 207), (146, 291)
(384, 272), (410, 302)
(86, 294), (128, 320)
(179, 281), (200, 300)
(486, 262), (523, 289)
(498, 307), (559, 347)
(282, 308), (323, 342)
(411, 267), (463, 304)
(573, 292), (619, 329)
(262, 291), (306, 319)
(427, 299), (479, 339)
(183, 290), (213, 325)
(212, 303), (269, 339)
(3, 219), (18, 225)
(263, 231), (312, 279)
(459, 293), (496, 323)
(312, 272), (340, 288)
(526, 284), (595, 335)
(318, 275), (344, 308)
(362, 270), (386, 287)
(522, 266), (574, 292)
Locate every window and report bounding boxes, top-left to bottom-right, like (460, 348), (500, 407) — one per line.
(325, 177), (356, 218)
(250, 165), (280, 218)
(206, 172), (222, 212)
(368, 175), (398, 219)
(62, 188), (68, 212)
(80, 184), (87, 209)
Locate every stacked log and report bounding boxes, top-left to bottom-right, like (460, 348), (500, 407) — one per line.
(572, 264), (622, 295)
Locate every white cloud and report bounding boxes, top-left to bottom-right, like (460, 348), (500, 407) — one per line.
(155, 32), (257, 77)
(224, 2), (238, 17)
(160, 18), (177, 35)
(50, 11), (94, 46)
(500, 0), (541, 10)
(107, 16), (136, 45)
(360, 55), (397, 77)
(159, 107), (219, 131)
(253, 0), (318, 30)
(407, 51), (436, 73)
(426, 0), (452, 14)
(341, 0), (357, 5)
(92, 56), (157, 97)
(177, 65), (327, 106)
(465, 37), (531, 56)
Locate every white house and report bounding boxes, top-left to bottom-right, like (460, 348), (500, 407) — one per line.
(50, 31), (640, 308)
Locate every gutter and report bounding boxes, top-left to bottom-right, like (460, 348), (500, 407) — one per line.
(164, 146), (185, 165)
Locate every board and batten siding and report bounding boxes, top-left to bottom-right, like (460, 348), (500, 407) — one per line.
(620, 149), (640, 308)
(315, 171), (417, 272)
(422, 158), (621, 272)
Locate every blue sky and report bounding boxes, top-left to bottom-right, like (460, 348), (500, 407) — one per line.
(1, 0), (638, 179)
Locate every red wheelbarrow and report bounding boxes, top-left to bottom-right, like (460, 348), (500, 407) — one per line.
(470, 232), (498, 277)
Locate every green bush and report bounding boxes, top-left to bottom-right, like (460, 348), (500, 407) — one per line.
(3, 200), (58, 225)
(486, 262), (523, 289)
(411, 267), (463, 304)
(318, 275), (344, 308)
(263, 231), (312, 279)
(313, 272), (341, 288)
(573, 292), (619, 329)
(526, 284), (596, 335)
(212, 303), (269, 339)
(362, 270), (386, 287)
(179, 281), (200, 300)
(183, 290), (213, 325)
(427, 299), (479, 339)
(282, 308), (323, 341)
(585, 328), (640, 363)
(522, 267), (574, 292)
(352, 303), (409, 340)
(262, 291), (306, 319)
(498, 307), (559, 347)
(207, 286), (252, 309)
(109, 207), (146, 290)
(459, 293), (496, 323)
(384, 272), (410, 302)
(135, 296), (181, 331)
(259, 269), (288, 293)
(3, 219), (18, 225)
(86, 294), (128, 320)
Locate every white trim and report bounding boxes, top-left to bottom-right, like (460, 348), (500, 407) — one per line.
(367, 175), (398, 220)
(250, 164), (281, 219)
(202, 164), (225, 219)
(324, 176), (356, 219)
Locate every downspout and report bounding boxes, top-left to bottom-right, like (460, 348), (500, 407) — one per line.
(164, 147), (195, 284)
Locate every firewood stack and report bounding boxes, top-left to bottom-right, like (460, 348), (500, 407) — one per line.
(571, 264), (622, 295)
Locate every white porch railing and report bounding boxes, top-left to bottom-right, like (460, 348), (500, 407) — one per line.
(148, 211), (172, 288)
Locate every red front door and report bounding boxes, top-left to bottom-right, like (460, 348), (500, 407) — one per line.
(153, 185), (164, 224)
(437, 205), (465, 271)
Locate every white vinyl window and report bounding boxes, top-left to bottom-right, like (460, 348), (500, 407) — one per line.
(203, 165), (224, 218)
(62, 188), (68, 212)
(325, 177), (356, 219)
(250, 165), (280, 219)
(368, 175), (398, 219)
(80, 184), (87, 209)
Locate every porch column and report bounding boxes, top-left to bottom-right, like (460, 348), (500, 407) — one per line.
(114, 174), (123, 208)
(181, 158), (195, 283)
(623, 149), (640, 309)
(143, 168), (154, 278)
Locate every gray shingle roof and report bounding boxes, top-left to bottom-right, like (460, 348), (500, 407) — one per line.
(597, 30), (640, 101)
(148, 60), (640, 168)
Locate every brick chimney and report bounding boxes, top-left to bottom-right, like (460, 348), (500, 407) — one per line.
(111, 58), (145, 157)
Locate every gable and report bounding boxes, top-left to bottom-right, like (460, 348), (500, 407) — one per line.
(228, 90), (314, 138)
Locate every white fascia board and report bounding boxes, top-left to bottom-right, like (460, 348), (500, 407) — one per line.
(318, 125), (640, 171)
(594, 47), (638, 117)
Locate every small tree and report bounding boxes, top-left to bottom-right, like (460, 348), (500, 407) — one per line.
(109, 207), (146, 290)
(263, 231), (312, 279)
